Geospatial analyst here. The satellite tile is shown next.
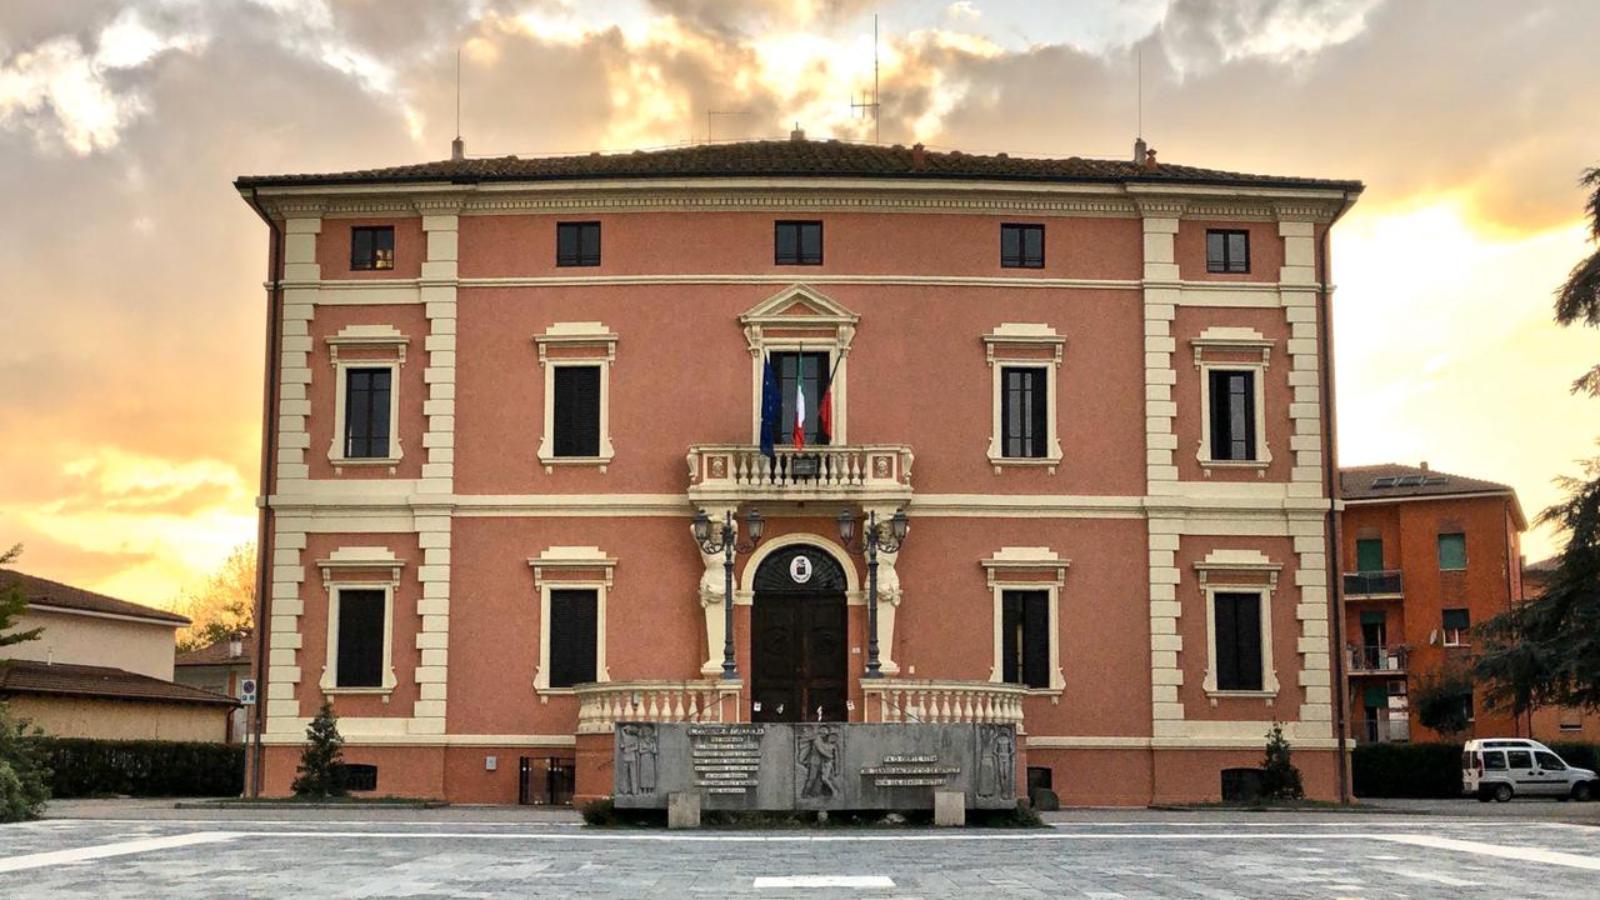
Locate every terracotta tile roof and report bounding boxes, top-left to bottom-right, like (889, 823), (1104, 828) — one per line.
(175, 634), (255, 667)
(1339, 464), (1515, 501)
(1, 570), (188, 625)
(0, 660), (237, 706)
(236, 139), (1364, 192)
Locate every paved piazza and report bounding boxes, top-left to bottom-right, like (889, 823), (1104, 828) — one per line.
(4, 809), (1600, 898)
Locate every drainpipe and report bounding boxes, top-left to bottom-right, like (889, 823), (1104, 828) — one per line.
(243, 186), (283, 799)
(1320, 190), (1356, 804)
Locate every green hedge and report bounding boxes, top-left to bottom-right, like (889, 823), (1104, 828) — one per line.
(1352, 742), (1463, 798)
(27, 737), (243, 799)
(1354, 740), (1600, 798)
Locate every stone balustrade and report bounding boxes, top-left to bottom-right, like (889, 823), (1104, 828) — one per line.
(686, 443), (913, 503)
(860, 679), (1029, 732)
(573, 680), (743, 735)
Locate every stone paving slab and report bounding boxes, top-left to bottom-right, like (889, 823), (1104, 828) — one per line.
(3, 814), (1599, 897)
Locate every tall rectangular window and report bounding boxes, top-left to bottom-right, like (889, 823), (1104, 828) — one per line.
(1438, 533), (1467, 571)
(556, 222), (601, 267)
(771, 351), (829, 445)
(335, 589), (386, 688)
(552, 366), (602, 457)
(343, 368), (392, 459)
(1208, 369), (1257, 461)
(1000, 589), (1050, 689)
(1442, 608), (1470, 647)
(1205, 229), (1249, 273)
(1001, 367), (1048, 459)
(1000, 224), (1044, 268)
(775, 221), (823, 265)
(548, 588), (598, 688)
(1355, 538), (1384, 573)
(1214, 591), (1263, 691)
(351, 226), (395, 271)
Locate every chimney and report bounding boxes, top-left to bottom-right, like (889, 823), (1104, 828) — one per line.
(1420, 461), (1429, 472)
(1133, 137), (1147, 164)
(911, 142), (926, 171)
(229, 634), (243, 659)
(790, 122), (805, 142)
(451, 136), (465, 161)
(1142, 147), (1159, 171)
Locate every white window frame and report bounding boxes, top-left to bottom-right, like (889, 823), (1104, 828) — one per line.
(1194, 549), (1281, 701)
(1442, 616), (1470, 648)
(983, 324), (1065, 474)
(740, 284), (858, 446)
(981, 547), (1067, 694)
(534, 322), (618, 473)
(529, 546), (615, 693)
(325, 325), (409, 472)
(1192, 327), (1273, 471)
(316, 547), (404, 695)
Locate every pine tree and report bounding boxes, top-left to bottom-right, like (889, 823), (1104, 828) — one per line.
(1259, 722), (1304, 801)
(291, 700), (347, 798)
(0, 545), (45, 649)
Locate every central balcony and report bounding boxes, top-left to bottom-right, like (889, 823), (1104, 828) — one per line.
(1348, 644), (1408, 675)
(1343, 569), (1403, 599)
(687, 443), (914, 505)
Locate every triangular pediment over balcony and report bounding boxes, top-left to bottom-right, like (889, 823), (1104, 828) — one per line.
(741, 284), (859, 354)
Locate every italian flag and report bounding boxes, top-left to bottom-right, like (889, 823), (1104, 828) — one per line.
(793, 378), (807, 451)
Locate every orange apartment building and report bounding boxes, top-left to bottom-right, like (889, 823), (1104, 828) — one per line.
(236, 137), (1362, 805)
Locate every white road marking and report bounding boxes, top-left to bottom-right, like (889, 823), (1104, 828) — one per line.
(220, 829), (1399, 843)
(1385, 868), (1483, 887)
(754, 875), (894, 888)
(0, 831), (239, 874)
(1381, 834), (1600, 871)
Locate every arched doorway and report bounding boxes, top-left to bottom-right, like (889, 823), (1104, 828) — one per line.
(750, 544), (848, 723)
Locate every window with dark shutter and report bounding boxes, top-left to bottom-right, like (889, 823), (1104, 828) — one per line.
(552, 366), (601, 457)
(775, 221), (823, 265)
(548, 588), (598, 688)
(336, 589), (386, 688)
(1437, 533), (1467, 570)
(770, 351), (829, 445)
(1214, 591), (1263, 691)
(556, 222), (601, 267)
(1001, 589), (1051, 689)
(351, 226), (395, 271)
(1000, 224), (1044, 268)
(1001, 366), (1048, 458)
(1208, 369), (1256, 461)
(343, 367), (392, 459)
(1205, 229), (1249, 274)
(1355, 538), (1384, 573)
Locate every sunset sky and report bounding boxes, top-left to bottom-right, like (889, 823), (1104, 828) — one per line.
(1, 0), (1596, 608)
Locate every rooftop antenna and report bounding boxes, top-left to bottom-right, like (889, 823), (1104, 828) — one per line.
(1132, 44), (1147, 164)
(451, 47), (465, 161)
(850, 14), (882, 143)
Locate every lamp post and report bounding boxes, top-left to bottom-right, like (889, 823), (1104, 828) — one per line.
(837, 507), (908, 679)
(692, 507), (764, 680)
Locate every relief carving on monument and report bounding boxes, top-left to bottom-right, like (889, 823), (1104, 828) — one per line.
(617, 723), (660, 796)
(976, 724), (1017, 800)
(795, 724), (844, 802)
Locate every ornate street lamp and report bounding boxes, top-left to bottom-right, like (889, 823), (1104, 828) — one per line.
(837, 507), (909, 678)
(693, 506), (765, 680)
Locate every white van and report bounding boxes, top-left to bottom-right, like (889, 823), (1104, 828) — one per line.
(1462, 738), (1597, 802)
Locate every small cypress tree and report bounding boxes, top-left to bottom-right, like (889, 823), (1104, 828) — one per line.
(291, 700), (346, 798)
(1259, 721), (1304, 801)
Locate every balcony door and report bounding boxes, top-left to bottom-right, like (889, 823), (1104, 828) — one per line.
(750, 544), (848, 724)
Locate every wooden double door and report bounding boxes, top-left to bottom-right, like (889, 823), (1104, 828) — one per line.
(749, 545), (849, 723)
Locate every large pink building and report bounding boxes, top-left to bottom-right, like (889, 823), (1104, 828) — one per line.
(236, 138), (1362, 805)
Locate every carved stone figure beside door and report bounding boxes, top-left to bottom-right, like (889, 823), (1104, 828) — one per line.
(796, 724), (844, 804)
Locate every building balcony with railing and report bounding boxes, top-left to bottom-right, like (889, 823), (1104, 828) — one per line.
(686, 443), (914, 505)
(1343, 569), (1403, 598)
(1347, 644), (1408, 674)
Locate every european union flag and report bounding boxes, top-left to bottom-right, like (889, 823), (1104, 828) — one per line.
(759, 353), (781, 460)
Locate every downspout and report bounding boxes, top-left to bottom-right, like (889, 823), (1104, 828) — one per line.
(244, 186), (282, 799)
(1320, 190), (1356, 804)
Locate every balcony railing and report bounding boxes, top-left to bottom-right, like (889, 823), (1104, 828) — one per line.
(573, 680), (743, 735)
(1348, 644), (1408, 674)
(860, 679), (1029, 732)
(687, 443), (913, 503)
(1354, 717), (1410, 744)
(1344, 570), (1403, 597)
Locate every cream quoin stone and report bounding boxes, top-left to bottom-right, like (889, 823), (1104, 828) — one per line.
(240, 146), (1359, 805)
